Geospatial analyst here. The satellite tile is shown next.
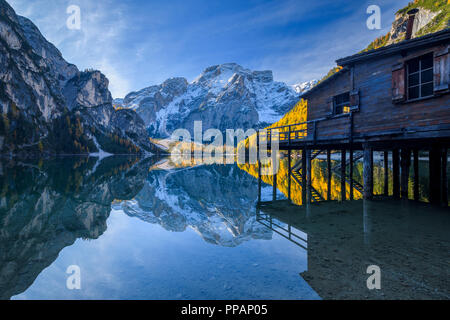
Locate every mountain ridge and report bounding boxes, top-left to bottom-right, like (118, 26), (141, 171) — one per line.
(114, 63), (300, 138)
(0, 0), (159, 156)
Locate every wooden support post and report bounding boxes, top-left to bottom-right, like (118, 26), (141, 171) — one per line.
(413, 150), (419, 201)
(288, 149), (291, 201)
(341, 149), (346, 201)
(429, 147), (442, 205)
(327, 149), (332, 201)
(363, 144), (373, 200)
(273, 173), (277, 201)
(441, 148), (448, 207)
(302, 148), (307, 204)
(349, 148), (354, 200)
(306, 149), (312, 204)
(257, 131), (261, 203)
(384, 151), (389, 196)
(288, 125), (291, 146)
(392, 149), (400, 199)
(401, 148), (411, 200)
(258, 171), (261, 203)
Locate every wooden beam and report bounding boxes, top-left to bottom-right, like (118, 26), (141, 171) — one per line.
(384, 151), (389, 196)
(341, 149), (346, 201)
(413, 149), (419, 201)
(401, 148), (411, 199)
(258, 169), (261, 203)
(392, 149), (400, 199)
(273, 173), (277, 201)
(288, 149), (291, 201)
(349, 148), (354, 200)
(327, 149), (331, 201)
(363, 144), (373, 200)
(257, 131), (261, 203)
(302, 148), (307, 204)
(429, 147), (442, 205)
(306, 149), (312, 204)
(442, 148), (448, 207)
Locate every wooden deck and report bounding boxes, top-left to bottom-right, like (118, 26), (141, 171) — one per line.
(256, 117), (449, 206)
(259, 116), (450, 151)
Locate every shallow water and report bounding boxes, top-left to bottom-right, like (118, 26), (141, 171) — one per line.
(0, 156), (448, 300)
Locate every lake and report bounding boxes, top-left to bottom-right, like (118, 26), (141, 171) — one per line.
(0, 155), (448, 300)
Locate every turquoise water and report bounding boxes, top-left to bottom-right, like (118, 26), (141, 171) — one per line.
(0, 156), (448, 300)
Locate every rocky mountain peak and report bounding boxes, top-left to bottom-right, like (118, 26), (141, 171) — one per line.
(64, 70), (113, 110)
(116, 62), (299, 137)
(17, 16), (78, 88)
(161, 77), (189, 95)
(292, 80), (319, 95)
(252, 70), (274, 83)
(0, 0), (159, 155)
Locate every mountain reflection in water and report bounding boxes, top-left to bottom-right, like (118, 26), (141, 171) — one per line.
(0, 156), (448, 300)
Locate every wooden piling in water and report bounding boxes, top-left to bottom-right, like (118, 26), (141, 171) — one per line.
(327, 149), (331, 201)
(441, 148), (447, 207)
(288, 149), (291, 201)
(401, 148), (411, 199)
(273, 173), (277, 201)
(392, 149), (400, 199)
(302, 148), (307, 204)
(306, 149), (312, 203)
(257, 131), (261, 203)
(413, 149), (419, 201)
(363, 145), (373, 200)
(341, 149), (346, 201)
(429, 147), (442, 205)
(349, 148), (354, 200)
(384, 151), (389, 196)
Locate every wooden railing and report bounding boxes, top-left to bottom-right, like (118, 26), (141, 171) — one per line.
(258, 114), (354, 145)
(258, 119), (319, 144)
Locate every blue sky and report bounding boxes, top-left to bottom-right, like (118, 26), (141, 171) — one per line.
(8, 0), (411, 98)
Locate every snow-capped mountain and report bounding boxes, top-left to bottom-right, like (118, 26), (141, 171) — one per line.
(292, 80), (318, 95)
(114, 63), (300, 138)
(115, 164), (272, 247)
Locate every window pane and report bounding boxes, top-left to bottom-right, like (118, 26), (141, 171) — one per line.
(421, 54), (433, 70)
(421, 69), (433, 83)
(408, 58), (420, 73)
(343, 93), (350, 102)
(409, 86), (419, 100)
(408, 73), (419, 86)
(334, 92), (350, 115)
(343, 105), (350, 114)
(421, 83), (433, 97)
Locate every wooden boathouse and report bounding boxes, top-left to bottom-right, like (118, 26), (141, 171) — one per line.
(258, 25), (450, 206)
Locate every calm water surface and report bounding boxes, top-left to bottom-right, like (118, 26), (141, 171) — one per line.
(0, 156), (448, 300)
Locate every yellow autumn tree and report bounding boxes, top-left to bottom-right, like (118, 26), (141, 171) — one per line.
(238, 98), (308, 150)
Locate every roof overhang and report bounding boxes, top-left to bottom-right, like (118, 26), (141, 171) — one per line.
(336, 28), (450, 67)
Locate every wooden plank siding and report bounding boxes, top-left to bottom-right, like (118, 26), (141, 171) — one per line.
(303, 42), (450, 144)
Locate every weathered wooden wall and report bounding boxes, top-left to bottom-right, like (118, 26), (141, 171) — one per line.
(353, 44), (450, 138)
(305, 42), (450, 142)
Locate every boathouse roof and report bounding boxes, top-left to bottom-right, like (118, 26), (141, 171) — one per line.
(302, 28), (450, 99)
